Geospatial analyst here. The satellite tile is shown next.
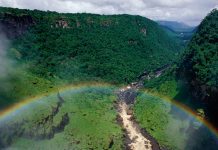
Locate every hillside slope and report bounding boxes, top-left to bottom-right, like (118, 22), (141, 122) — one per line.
(157, 21), (196, 46)
(179, 9), (218, 125)
(157, 21), (195, 32)
(0, 7), (181, 83)
(0, 7), (182, 107)
(143, 9), (218, 127)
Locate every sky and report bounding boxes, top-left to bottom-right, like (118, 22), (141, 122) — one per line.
(0, 0), (217, 26)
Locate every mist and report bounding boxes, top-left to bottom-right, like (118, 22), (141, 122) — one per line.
(0, 27), (15, 103)
(0, 33), (11, 79)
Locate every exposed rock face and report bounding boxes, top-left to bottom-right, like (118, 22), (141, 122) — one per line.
(190, 80), (218, 125)
(128, 39), (138, 45)
(141, 28), (147, 36)
(179, 61), (218, 126)
(137, 64), (171, 81)
(86, 17), (94, 24)
(118, 89), (137, 104)
(101, 20), (112, 27)
(55, 20), (69, 28)
(0, 13), (35, 38)
(76, 20), (80, 27)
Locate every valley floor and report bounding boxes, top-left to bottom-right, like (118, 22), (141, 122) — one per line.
(1, 83), (217, 150)
(117, 84), (160, 150)
(118, 101), (152, 150)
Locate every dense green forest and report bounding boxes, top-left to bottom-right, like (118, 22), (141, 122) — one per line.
(181, 9), (218, 88)
(0, 6), (217, 150)
(0, 7), (182, 82)
(179, 9), (218, 126)
(0, 7), (182, 108)
(144, 9), (218, 127)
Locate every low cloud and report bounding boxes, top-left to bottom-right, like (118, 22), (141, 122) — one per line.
(0, 0), (217, 25)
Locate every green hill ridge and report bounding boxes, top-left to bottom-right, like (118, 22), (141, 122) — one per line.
(0, 7), (181, 107)
(179, 9), (218, 126)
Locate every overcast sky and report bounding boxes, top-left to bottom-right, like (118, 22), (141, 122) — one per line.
(0, 0), (217, 26)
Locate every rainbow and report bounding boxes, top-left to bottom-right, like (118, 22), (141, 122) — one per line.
(0, 82), (217, 138)
(0, 82), (114, 120)
(141, 89), (218, 137)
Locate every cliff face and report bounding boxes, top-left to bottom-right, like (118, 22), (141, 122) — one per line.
(0, 13), (35, 38)
(179, 9), (218, 126)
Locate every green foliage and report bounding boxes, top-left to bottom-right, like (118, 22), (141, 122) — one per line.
(134, 93), (189, 150)
(144, 66), (180, 97)
(144, 9), (218, 112)
(0, 7), (183, 107)
(1, 7), (181, 84)
(181, 9), (218, 87)
(161, 26), (195, 47)
(157, 21), (196, 47)
(1, 87), (123, 149)
(0, 65), (65, 108)
(176, 9), (218, 127)
(143, 65), (202, 109)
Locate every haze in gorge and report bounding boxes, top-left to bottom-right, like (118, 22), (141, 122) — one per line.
(0, 0), (217, 150)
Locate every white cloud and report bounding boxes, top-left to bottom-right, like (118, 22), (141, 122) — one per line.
(0, 0), (217, 25)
